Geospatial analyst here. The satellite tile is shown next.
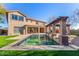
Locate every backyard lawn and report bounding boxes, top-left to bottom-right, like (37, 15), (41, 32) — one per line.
(0, 36), (17, 48)
(0, 50), (79, 56)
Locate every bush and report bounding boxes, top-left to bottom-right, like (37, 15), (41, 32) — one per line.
(70, 29), (79, 36)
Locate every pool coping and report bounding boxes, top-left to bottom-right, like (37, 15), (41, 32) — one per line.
(0, 45), (77, 50)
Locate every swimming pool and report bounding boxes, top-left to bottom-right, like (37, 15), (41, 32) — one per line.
(20, 35), (59, 45)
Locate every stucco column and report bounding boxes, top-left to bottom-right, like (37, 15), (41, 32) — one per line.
(38, 26), (41, 43)
(52, 24), (55, 33)
(37, 26), (40, 37)
(44, 27), (46, 33)
(66, 25), (70, 35)
(51, 24), (56, 39)
(59, 19), (69, 46)
(25, 26), (28, 35)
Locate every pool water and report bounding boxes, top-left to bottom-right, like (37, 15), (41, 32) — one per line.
(20, 35), (59, 45)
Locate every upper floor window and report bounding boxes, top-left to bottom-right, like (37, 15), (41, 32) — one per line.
(26, 20), (28, 22)
(26, 20), (32, 23)
(12, 14), (18, 20)
(29, 20), (32, 23)
(19, 16), (24, 21)
(36, 22), (38, 24)
(11, 14), (24, 21)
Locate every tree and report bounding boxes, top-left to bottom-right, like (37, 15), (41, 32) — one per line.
(67, 9), (79, 30)
(0, 4), (6, 23)
(48, 16), (56, 23)
(0, 4), (6, 15)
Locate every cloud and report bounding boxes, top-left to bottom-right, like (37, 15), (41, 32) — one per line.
(71, 23), (79, 30)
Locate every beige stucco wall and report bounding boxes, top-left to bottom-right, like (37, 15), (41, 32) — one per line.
(25, 19), (46, 27)
(25, 20), (36, 25)
(7, 11), (26, 35)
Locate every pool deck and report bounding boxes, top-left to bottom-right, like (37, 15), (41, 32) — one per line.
(0, 45), (77, 50)
(0, 33), (79, 50)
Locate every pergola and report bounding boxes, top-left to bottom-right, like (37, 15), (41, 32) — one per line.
(46, 16), (69, 46)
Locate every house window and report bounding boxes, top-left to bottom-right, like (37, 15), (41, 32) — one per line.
(12, 14), (24, 21)
(29, 20), (32, 23)
(36, 22), (38, 24)
(19, 16), (24, 21)
(12, 14), (18, 20)
(14, 27), (20, 33)
(14, 27), (23, 34)
(26, 19), (32, 23)
(26, 20), (28, 22)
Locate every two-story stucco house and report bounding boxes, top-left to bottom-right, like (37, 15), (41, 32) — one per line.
(6, 10), (46, 35)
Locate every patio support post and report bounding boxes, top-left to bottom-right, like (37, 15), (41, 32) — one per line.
(38, 26), (40, 43)
(22, 26), (25, 35)
(44, 27), (46, 33)
(66, 25), (70, 35)
(59, 17), (69, 46)
(52, 24), (55, 34)
(38, 27), (40, 33)
(25, 26), (27, 35)
(52, 24), (55, 39)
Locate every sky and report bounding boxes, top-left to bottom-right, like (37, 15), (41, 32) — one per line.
(1, 3), (79, 29)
